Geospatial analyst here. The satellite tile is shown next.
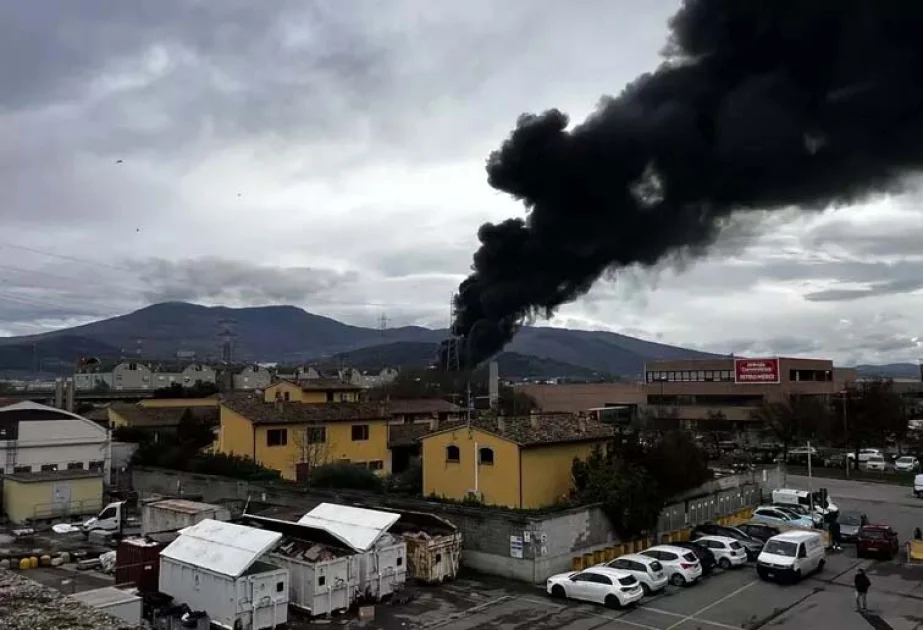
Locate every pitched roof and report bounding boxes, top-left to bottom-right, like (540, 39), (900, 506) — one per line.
(221, 394), (388, 425)
(387, 399), (462, 415)
(423, 413), (614, 447)
(109, 403), (188, 428)
(298, 378), (363, 391)
(161, 519), (281, 578)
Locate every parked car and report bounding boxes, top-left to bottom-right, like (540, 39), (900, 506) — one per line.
(751, 506), (816, 530)
(546, 566), (644, 609)
(690, 535), (748, 569)
(863, 454), (887, 471)
(856, 525), (899, 560)
(773, 505), (823, 528)
(756, 530), (826, 583)
(640, 545), (703, 587)
(915, 474), (923, 498)
(691, 523), (764, 559)
(894, 456), (920, 472)
(847, 448), (882, 463)
(835, 510), (868, 543)
(599, 554), (668, 595)
(670, 540), (717, 575)
(820, 450), (847, 468)
(737, 522), (782, 543)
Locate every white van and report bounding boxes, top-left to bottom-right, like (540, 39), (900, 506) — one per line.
(756, 530), (825, 583)
(914, 474), (923, 498)
(771, 488), (838, 520)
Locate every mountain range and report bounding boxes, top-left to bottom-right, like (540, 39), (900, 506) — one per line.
(0, 301), (916, 380)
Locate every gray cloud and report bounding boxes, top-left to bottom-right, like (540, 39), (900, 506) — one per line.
(803, 279), (923, 302)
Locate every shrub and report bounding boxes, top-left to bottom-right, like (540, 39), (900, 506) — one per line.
(309, 462), (383, 492)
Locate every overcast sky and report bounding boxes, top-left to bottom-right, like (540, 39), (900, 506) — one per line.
(2, 1), (921, 366)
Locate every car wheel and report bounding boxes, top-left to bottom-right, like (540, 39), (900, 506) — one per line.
(793, 569), (802, 583)
(605, 594), (622, 609)
(757, 569), (768, 581)
(670, 573), (687, 587)
(817, 559), (825, 573)
(550, 585), (565, 599)
(640, 583), (651, 596)
(718, 557), (732, 570)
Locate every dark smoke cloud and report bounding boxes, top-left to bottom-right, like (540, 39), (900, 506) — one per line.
(442, 0), (923, 370)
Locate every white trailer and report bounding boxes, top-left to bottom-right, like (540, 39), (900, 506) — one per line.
(299, 503), (407, 601)
(142, 498), (231, 535)
(159, 519), (289, 630)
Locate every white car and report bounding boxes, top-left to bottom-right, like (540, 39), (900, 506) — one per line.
(546, 566), (644, 609)
(598, 553), (669, 595)
(692, 535), (748, 569)
(863, 454), (887, 471)
(914, 474), (923, 498)
(895, 456), (920, 472)
(847, 448), (882, 463)
(640, 545), (703, 587)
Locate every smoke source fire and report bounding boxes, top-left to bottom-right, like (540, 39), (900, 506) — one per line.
(440, 0), (923, 371)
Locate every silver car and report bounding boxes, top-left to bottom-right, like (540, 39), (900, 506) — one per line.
(836, 511), (868, 542)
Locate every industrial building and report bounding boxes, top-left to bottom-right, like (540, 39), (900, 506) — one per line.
(642, 357), (858, 428)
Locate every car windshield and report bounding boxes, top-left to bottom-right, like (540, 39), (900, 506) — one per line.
(897, 457), (914, 463)
(682, 552), (697, 562)
(763, 540), (797, 557)
(648, 561), (663, 572)
(618, 576), (637, 586)
(840, 513), (862, 526)
(729, 541), (743, 549)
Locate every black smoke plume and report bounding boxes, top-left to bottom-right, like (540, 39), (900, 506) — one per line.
(440, 0), (923, 371)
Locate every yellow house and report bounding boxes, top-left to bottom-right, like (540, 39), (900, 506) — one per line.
(218, 394), (392, 481)
(264, 380), (362, 404)
(421, 413), (614, 510)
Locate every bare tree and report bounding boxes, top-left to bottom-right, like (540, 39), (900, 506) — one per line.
(291, 424), (332, 483)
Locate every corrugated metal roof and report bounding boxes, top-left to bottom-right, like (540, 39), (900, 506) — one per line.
(296, 503), (400, 552)
(160, 518), (282, 578)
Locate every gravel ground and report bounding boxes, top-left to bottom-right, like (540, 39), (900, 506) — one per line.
(0, 569), (139, 630)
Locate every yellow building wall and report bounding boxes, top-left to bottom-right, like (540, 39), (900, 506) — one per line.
(218, 406), (256, 459)
(139, 398), (218, 408)
(301, 390), (360, 403)
(3, 476), (103, 524)
(264, 382), (304, 403)
(520, 440), (607, 509)
(108, 409), (129, 429)
(421, 427), (521, 508)
(253, 419), (391, 481)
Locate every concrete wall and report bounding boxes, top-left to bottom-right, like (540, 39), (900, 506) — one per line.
(131, 466), (781, 584)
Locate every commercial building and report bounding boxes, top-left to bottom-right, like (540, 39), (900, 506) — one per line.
(420, 413), (613, 509)
(642, 357), (857, 429)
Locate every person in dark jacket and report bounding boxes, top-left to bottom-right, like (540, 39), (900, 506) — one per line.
(854, 569), (870, 612)
(914, 526), (922, 541)
(829, 519), (842, 551)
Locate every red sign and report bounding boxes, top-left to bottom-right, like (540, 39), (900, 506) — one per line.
(734, 358), (780, 384)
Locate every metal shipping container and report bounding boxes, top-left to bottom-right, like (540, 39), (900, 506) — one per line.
(299, 503), (407, 601)
(391, 511), (463, 583)
(159, 519), (289, 630)
(70, 586), (143, 626)
(240, 513), (361, 617)
(142, 498), (231, 535)
(115, 537), (167, 592)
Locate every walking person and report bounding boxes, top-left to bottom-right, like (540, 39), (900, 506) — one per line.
(829, 518), (842, 552)
(854, 568), (871, 612)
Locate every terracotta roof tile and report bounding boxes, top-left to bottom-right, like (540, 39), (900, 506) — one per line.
(221, 394), (388, 426)
(297, 378), (363, 391)
(387, 399), (462, 415)
(426, 413), (614, 447)
(387, 423), (434, 447)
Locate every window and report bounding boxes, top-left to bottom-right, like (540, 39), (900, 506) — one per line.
(40, 464), (58, 472)
(435, 553), (442, 564)
(339, 392), (350, 402)
(306, 426), (326, 444)
(446, 445), (460, 462)
(318, 575), (326, 587)
(351, 425), (369, 441)
(276, 582), (284, 593)
(67, 462), (84, 470)
(396, 557), (403, 566)
(88, 460), (105, 471)
(283, 391), (290, 401)
(13, 465), (31, 473)
(478, 447), (494, 465)
(267, 429), (288, 447)
(99, 506), (117, 519)
(367, 460), (384, 471)
(326, 391), (334, 402)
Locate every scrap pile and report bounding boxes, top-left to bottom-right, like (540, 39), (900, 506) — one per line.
(274, 538), (348, 562)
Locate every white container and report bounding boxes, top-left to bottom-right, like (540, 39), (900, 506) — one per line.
(357, 534), (407, 600)
(142, 498), (231, 535)
(270, 551), (355, 616)
(70, 586), (142, 626)
(159, 519), (289, 630)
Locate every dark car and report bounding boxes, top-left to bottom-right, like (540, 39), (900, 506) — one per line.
(856, 525), (899, 559)
(692, 523), (764, 559)
(836, 511), (869, 543)
(671, 540), (717, 575)
(737, 522), (781, 543)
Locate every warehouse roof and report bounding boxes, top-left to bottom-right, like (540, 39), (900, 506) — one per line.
(161, 519), (281, 578)
(297, 503), (400, 552)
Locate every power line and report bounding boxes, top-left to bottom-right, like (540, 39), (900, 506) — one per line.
(0, 241), (132, 272)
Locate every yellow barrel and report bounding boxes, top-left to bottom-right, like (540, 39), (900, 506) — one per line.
(583, 552), (594, 567)
(18, 558), (29, 570)
(572, 556), (584, 571)
(29, 557), (38, 569)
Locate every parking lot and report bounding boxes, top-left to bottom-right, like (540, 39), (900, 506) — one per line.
(316, 476), (923, 630)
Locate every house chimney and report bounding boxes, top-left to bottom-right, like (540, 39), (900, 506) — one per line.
(428, 418), (438, 431)
(497, 416), (506, 433)
(53, 378), (64, 410)
(529, 409), (539, 429)
(275, 399), (283, 413)
(65, 377), (76, 413)
(488, 361), (499, 410)
(577, 415), (587, 433)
